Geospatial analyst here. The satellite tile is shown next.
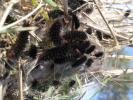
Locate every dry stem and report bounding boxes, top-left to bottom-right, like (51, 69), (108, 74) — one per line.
(18, 59), (23, 100)
(93, 0), (119, 46)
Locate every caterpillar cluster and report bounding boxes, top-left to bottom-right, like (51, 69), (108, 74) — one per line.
(39, 9), (104, 69)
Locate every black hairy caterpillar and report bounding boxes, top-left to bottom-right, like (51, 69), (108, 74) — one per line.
(52, 80), (61, 86)
(68, 80), (76, 87)
(5, 21), (29, 71)
(48, 9), (64, 19)
(71, 13), (80, 29)
(124, 10), (131, 18)
(103, 34), (112, 39)
(41, 43), (81, 64)
(43, 44), (68, 60)
(12, 30), (29, 58)
(68, 0), (85, 10)
(86, 27), (92, 35)
(14, 31), (29, 57)
(85, 7), (93, 14)
(85, 45), (96, 54)
(68, 10), (80, 30)
(48, 20), (62, 46)
(72, 55), (87, 68)
(71, 41), (90, 54)
(63, 31), (87, 42)
(48, 9), (80, 29)
(53, 49), (80, 64)
(85, 58), (93, 67)
(28, 44), (37, 59)
(5, 38), (28, 70)
(95, 30), (112, 41)
(94, 52), (104, 58)
(5, 15), (17, 24)
(95, 30), (102, 41)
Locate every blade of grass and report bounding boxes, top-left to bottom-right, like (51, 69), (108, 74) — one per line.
(43, 0), (58, 8)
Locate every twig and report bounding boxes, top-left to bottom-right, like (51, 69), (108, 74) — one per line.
(111, 78), (133, 82)
(82, 12), (97, 24)
(89, 72), (106, 86)
(0, 0), (19, 28)
(13, 26), (38, 32)
(81, 22), (128, 40)
(63, 0), (68, 16)
(72, 2), (90, 13)
(0, 3), (44, 33)
(18, 58), (23, 100)
(108, 55), (133, 60)
(102, 69), (133, 76)
(93, 0), (119, 46)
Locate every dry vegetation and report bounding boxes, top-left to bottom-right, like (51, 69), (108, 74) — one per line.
(0, 0), (133, 100)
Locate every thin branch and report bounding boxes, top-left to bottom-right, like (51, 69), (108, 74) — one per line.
(0, 3), (44, 33)
(72, 2), (90, 13)
(63, 0), (68, 16)
(93, 0), (119, 46)
(108, 55), (133, 60)
(82, 12), (97, 24)
(102, 69), (133, 76)
(18, 58), (23, 100)
(0, 0), (19, 27)
(81, 22), (128, 40)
